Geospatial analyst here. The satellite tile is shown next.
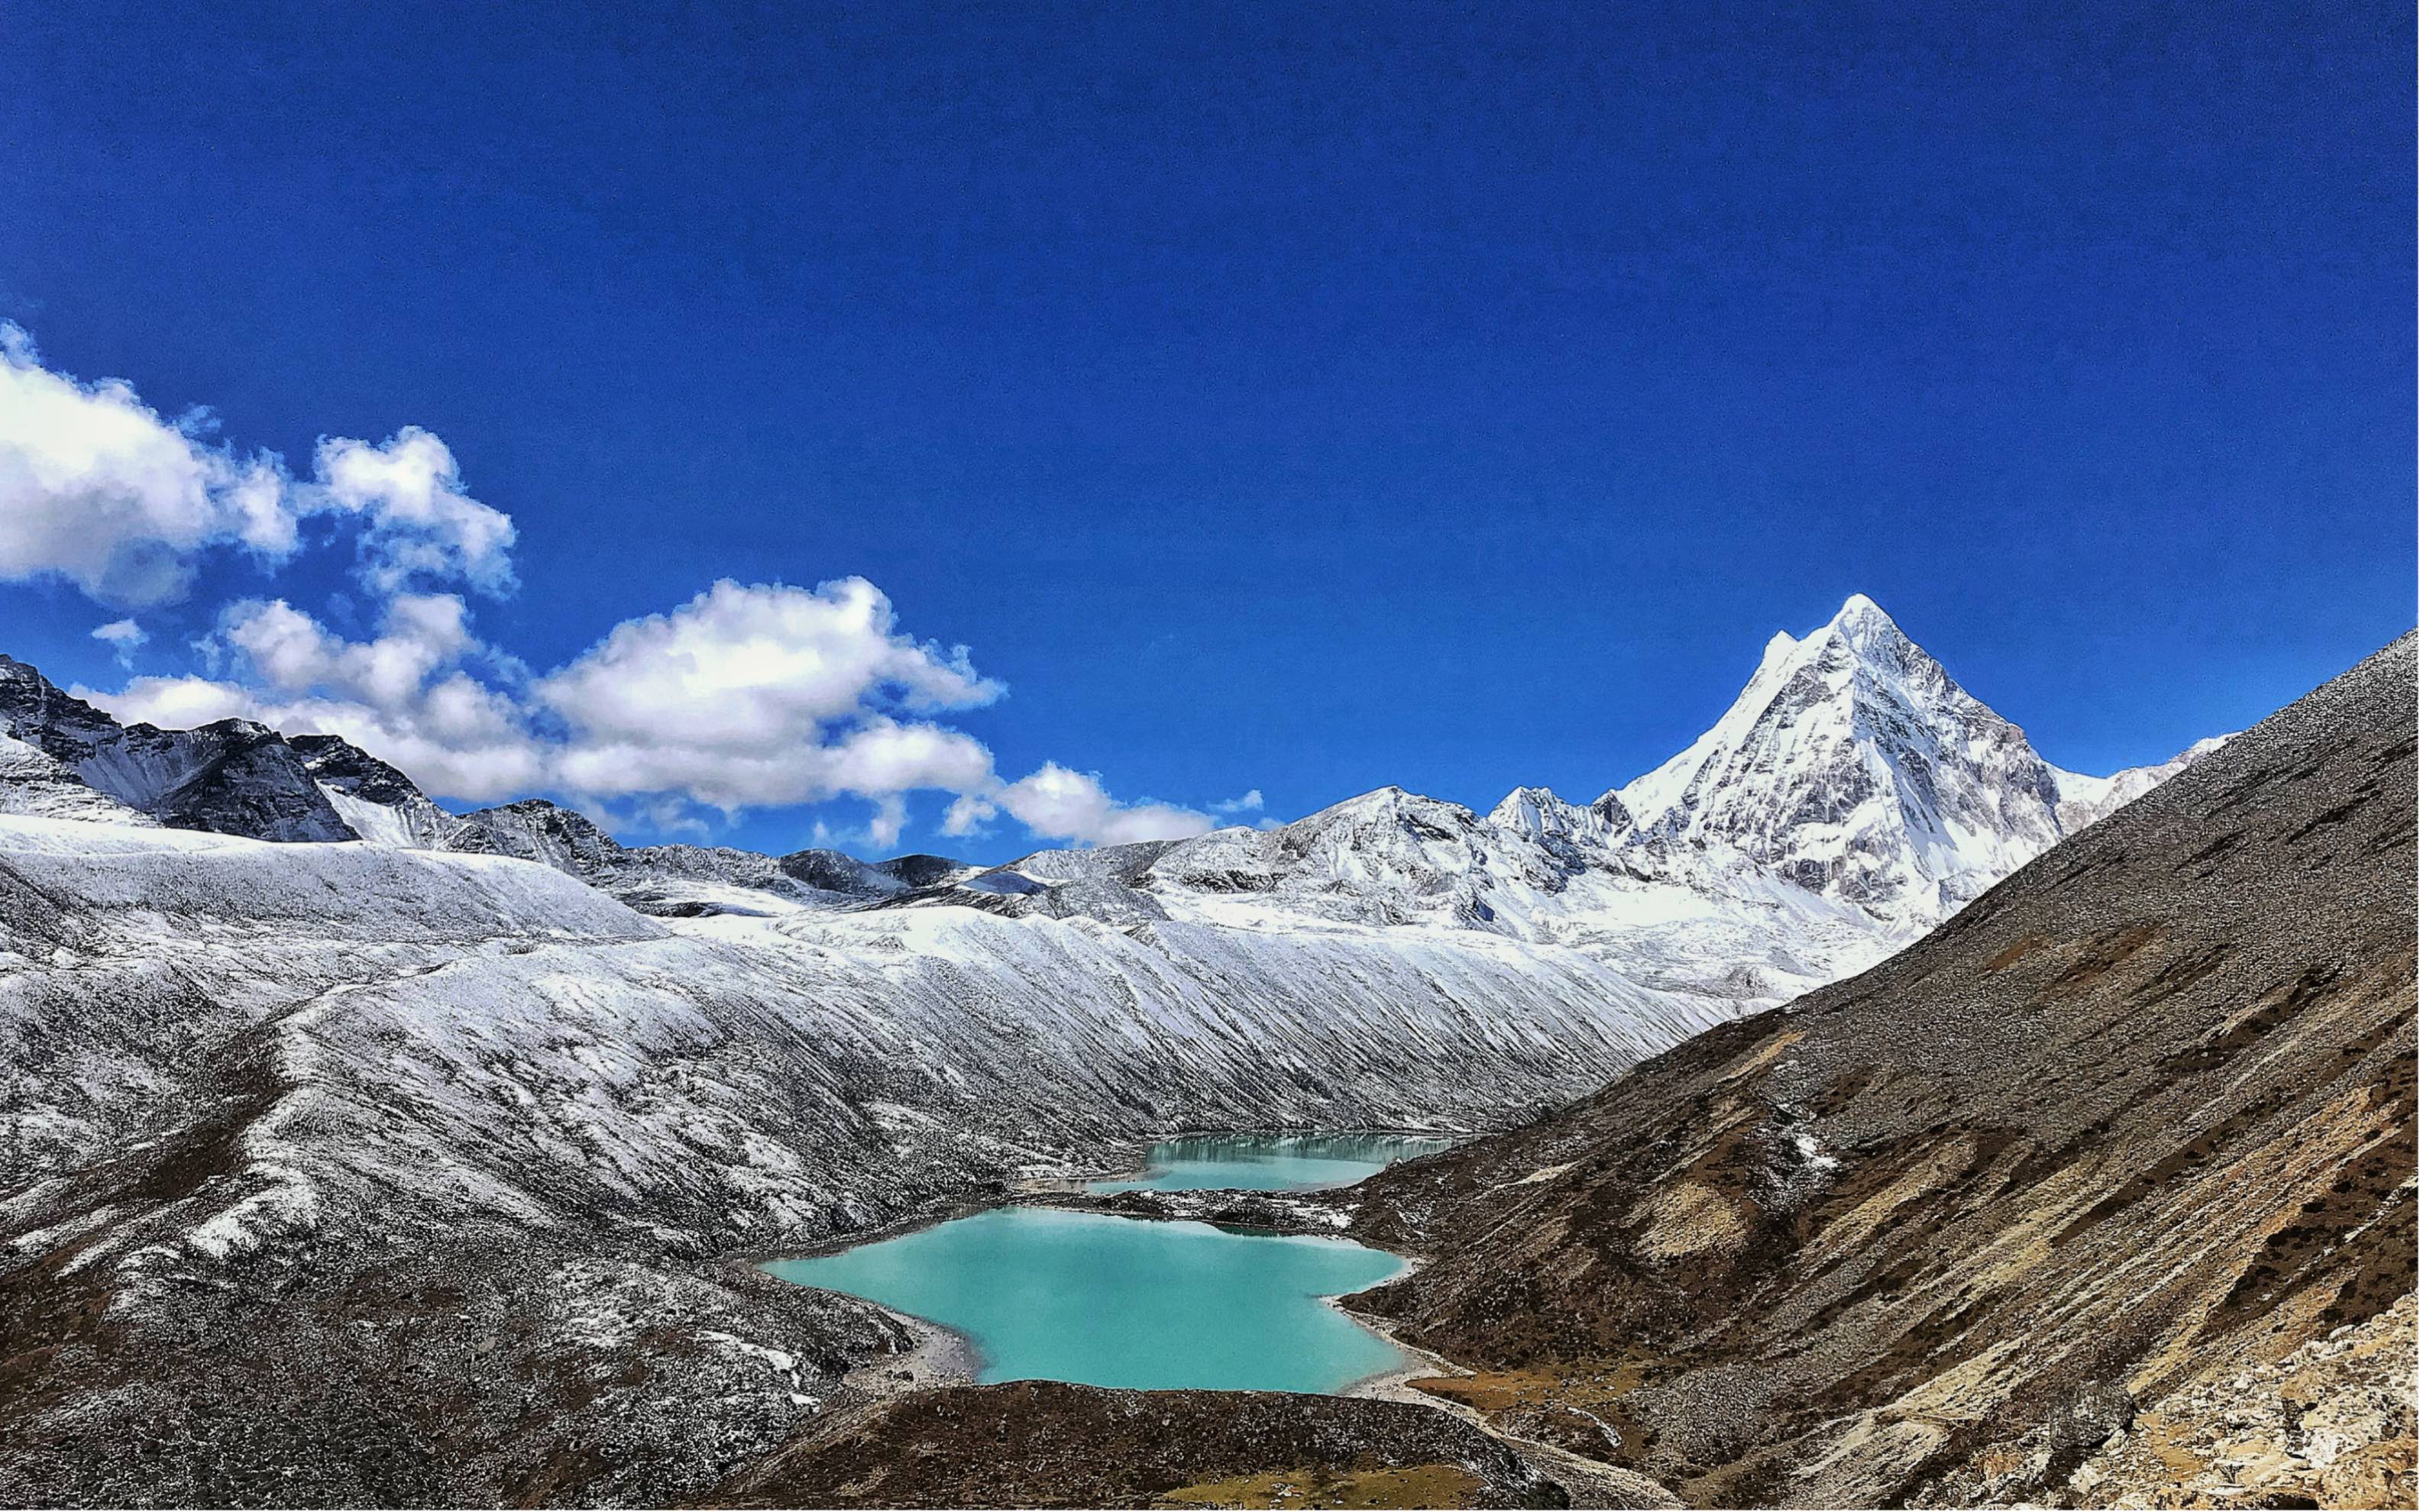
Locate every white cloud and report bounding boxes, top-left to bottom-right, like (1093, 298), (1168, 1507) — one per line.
(91, 619), (149, 666)
(1211, 788), (1264, 814)
(313, 428), (516, 595)
(6, 328), (1241, 850)
(0, 328), (517, 606)
(93, 671), (257, 732)
(537, 577), (1002, 809)
(0, 324), (297, 606)
(862, 795), (909, 851)
(992, 763), (1214, 847)
(940, 793), (998, 837)
(79, 580), (1225, 848)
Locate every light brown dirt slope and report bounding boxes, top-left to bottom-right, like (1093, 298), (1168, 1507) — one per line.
(1347, 635), (2418, 1508)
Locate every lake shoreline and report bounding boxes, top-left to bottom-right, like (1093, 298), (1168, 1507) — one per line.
(1333, 1284), (1466, 1403)
(842, 1300), (986, 1392)
(732, 1135), (1662, 1506)
(753, 1132), (1454, 1399)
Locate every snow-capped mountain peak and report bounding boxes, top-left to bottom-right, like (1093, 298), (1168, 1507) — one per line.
(1614, 594), (2070, 924)
(0, 606), (2224, 990)
(1487, 785), (1633, 863)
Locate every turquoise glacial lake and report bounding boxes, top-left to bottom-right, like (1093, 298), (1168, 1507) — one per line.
(762, 1133), (1451, 1393)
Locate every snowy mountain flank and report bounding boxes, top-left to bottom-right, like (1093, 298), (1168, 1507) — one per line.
(0, 598), (2215, 1003)
(879, 595), (2219, 1007)
(0, 597), (2224, 1504)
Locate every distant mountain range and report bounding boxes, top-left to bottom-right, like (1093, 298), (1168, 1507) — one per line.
(0, 595), (2221, 1013)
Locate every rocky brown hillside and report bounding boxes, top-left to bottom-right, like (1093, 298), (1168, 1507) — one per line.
(709, 1382), (1570, 1509)
(1348, 635), (2417, 1508)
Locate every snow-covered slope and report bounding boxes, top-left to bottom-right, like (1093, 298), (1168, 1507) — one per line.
(0, 809), (1723, 1269)
(2052, 735), (2231, 832)
(0, 734), (157, 825)
(1605, 598), (2234, 927)
(1610, 594), (2069, 923)
(930, 785), (1877, 1007)
(878, 596), (2224, 1013)
(293, 732), (460, 848)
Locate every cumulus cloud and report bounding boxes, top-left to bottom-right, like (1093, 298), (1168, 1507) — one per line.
(1211, 789), (1264, 814)
(992, 763), (1215, 847)
(79, 580), (1221, 846)
(91, 619), (149, 666)
(314, 428), (516, 595)
(936, 767), (1215, 848)
(537, 577), (1001, 809)
(940, 793), (998, 837)
(0, 324), (295, 606)
(12, 326), (1238, 848)
(0, 327), (518, 606)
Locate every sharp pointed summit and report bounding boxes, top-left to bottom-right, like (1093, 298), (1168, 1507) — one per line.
(1616, 596), (2070, 924)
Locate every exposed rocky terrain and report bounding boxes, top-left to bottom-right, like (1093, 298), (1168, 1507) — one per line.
(0, 732), (155, 825)
(2062, 1291), (2414, 1508)
(1343, 634), (2418, 1507)
(707, 1382), (1568, 1509)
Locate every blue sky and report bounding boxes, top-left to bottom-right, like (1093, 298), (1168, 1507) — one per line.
(2, 1), (2410, 860)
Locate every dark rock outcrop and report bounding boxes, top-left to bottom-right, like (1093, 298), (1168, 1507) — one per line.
(115, 719), (361, 842)
(448, 796), (623, 869)
(0, 654), (125, 764)
(0, 656), (358, 842)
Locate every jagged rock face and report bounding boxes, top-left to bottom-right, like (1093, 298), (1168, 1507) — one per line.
(872, 853), (972, 890)
(599, 842), (815, 917)
(0, 656), (358, 842)
(1489, 785), (1637, 884)
(1346, 633), (2418, 1509)
(287, 733), (425, 809)
(0, 734), (156, 825)
(448, 796), (623, 870)
(82, 719), (359, 843)
(1094, 789), (1509, 928)
(290, 733), (459, 848)
(0, 655), (125, 765)
(1614, 596), (2070, 923)
(777, 847), (910, 900)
